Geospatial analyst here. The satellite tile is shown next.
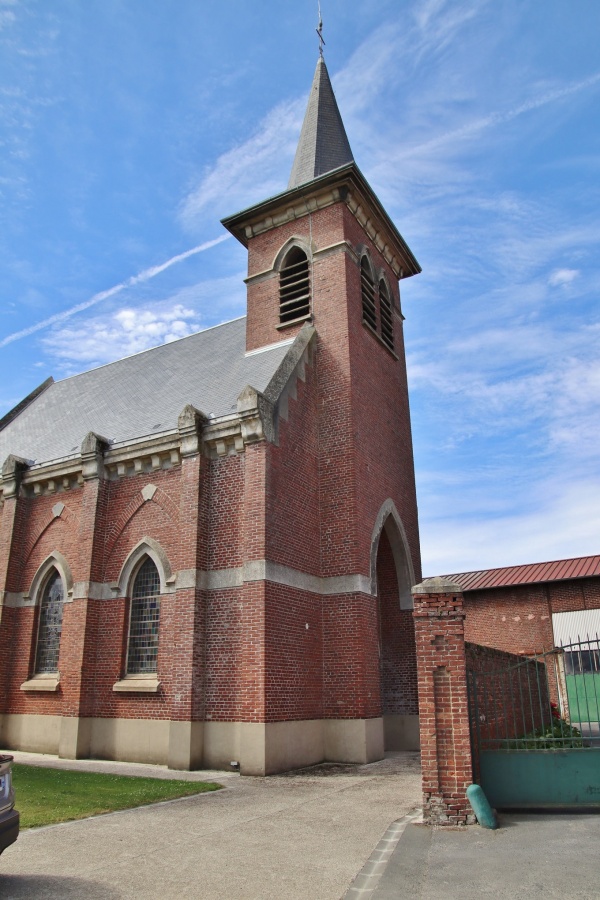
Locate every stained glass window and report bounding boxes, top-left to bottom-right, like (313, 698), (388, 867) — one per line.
(126, 557), (161, 674)
(35, 570), (64, 673)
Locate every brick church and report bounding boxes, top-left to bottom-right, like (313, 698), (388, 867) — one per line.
(0, 56), (423, 774)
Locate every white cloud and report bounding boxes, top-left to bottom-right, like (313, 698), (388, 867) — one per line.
(549, 268), (579, 287)
(0, 234), (230, 348)
(0, 9), (15, 29)
(421, 478), (600, 575)
(42, 303), (202, 369)
(396, 73), (600, 167)
(38, 267), (248, 375)
(179, 98), (304, 230)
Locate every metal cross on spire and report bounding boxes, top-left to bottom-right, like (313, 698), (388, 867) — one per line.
(316, 2), (325, 57)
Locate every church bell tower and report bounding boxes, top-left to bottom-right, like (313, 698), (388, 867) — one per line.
(222, 51), (423, 767)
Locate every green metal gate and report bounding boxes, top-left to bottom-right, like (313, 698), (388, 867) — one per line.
(468, 639), (600, 809)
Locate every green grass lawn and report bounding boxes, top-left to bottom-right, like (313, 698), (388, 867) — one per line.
(12, 764), (222, 828)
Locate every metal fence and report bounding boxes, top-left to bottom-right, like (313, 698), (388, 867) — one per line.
(468, 636), (600, 753)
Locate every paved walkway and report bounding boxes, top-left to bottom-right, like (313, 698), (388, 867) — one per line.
(371, 811), (600, 900)
(3, 751), (598, 898)
(1, 750), (422, 899)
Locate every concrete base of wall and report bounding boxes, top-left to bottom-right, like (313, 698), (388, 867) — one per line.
(0, 713), (62, 754)
(383, 714), (420, 751)
(203, 718), (386, 774)
(0, 714), (395, 774)
(90, 717), (170, 765)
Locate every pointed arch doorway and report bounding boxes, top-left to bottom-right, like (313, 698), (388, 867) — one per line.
(371, 502), (420, 751)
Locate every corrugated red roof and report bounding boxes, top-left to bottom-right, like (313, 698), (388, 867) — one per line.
(443, 554), (600, 592)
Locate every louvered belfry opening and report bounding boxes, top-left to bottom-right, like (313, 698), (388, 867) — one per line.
(279, 247), (310, 324)
(361, 257), (377, 330)
(379, 280), (394, 351)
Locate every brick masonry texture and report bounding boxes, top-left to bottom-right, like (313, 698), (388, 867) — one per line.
(379, 530), (418, 716)
(463, 578), (600, 655)
(0, 188), (422, 763)
(415, 577), (600, 824)
(413, 590), (474, 826)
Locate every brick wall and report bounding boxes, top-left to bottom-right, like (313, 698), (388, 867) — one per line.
(0, 188), (423, 763)
(244, 195), (421, 728)
(463, 578), (600, 655)
(323, 591), (381, 719)
(378, 529), (418, 716)
(266, 345), (320, 575)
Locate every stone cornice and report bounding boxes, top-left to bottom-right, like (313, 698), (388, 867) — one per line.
(221, 162), (421, 280)
(0, 328), (317, 497)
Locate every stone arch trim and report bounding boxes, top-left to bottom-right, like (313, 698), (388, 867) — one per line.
(272, 236), (313, 272)
(377, 269), (393, 301)
(105, 485), (177, 559)
(370, 499), (416, 610)
(28, 550), (74, 605)
(356, 245), (375, 273)
(376, 268), (402, 319)
(22, 503), (77, 566)
(117, 537), (174, 596)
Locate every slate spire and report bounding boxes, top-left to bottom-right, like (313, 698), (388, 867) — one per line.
(288, 56), (354, 189)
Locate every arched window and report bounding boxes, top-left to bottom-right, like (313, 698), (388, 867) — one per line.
(279, 246), (310, 324)
(360, 257), (377, 330)
(126, 557), (161, 674)
(35, 569), (64, 674)
(379, 280), (394, 351)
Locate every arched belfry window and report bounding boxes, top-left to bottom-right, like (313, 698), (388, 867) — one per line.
(379, 280), (394, 351)
(360, 257), (377, 330)
(35, 569), (64, 674)
(279, 246), (310, 324)
(126, 557), (161, 674)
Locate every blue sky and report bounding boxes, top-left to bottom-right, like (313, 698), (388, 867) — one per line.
(1, 0), (599, 575)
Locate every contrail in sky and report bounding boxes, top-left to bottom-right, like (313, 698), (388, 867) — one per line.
(398, 71), (600, 159)
(0, 234), (231, 349)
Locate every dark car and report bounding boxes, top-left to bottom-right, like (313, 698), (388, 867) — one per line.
(0, 754), (19, 855)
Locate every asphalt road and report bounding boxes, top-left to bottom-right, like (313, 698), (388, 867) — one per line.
(372, 811), (600, 900)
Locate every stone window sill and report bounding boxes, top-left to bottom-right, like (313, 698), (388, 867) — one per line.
(21, 674), (60, 692)
(113, 676), (161, 693)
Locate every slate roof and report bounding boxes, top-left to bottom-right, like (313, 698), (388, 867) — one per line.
(0, 317), (292, 467)
(443, 555), (600, 592)
(288, 56), (354, 189)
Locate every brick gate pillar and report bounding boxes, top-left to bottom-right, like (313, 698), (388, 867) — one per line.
(412, 577), (474, 825)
